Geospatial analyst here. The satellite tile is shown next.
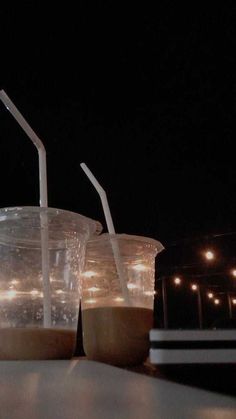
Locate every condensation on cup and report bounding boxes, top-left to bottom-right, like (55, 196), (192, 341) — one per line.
(0, 206), (102, 360)
(81, 233), (164, 366)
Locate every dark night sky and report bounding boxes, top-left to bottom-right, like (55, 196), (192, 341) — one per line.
(1, 3), (236, 249)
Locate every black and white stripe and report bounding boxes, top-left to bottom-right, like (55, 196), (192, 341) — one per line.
(149, 329), (236, 364)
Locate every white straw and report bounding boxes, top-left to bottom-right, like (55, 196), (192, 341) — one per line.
(80, 162), (130, 305)
(0, 90), (51, 327)
(0, 90), (48, 207)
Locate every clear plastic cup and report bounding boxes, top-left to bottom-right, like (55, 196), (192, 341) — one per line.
(81, 233), (164, 366)
(0, 206), (102, 360)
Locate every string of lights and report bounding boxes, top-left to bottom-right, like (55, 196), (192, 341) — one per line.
(164, 230), (236, 248)
(155, 244), (236, 328)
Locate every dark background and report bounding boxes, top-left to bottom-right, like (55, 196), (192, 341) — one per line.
(1, 3), (236, 327)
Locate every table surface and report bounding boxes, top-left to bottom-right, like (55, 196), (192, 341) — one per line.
(0, 359), (235, 419)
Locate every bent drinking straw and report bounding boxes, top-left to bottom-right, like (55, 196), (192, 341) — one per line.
(0, 90), (51, 327)
(80, 162), (130, 305)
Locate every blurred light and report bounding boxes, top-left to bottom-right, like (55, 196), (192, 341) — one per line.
(10, 279), (19, 285)
(127, 283), (139, 290)
(50, 276), (63, 283)
(232, 299), (236, 305)
(204, 250), (214, 260)
(56, 289), (64, 294)
(0, 290), (17, 300)
(82, 271), (97, 278)
(30, 289), (39, 296)
(207, 292), (214, 299)
(87, 287), (100, 292)
(174, 277), (181, 285)
(113, 297), (124, 302)
(214, 298), (220, 305)
(85, 298), (97, 304)
(132, 264), (148, 272)
(7, 290), (17, 299)
(191, 284), (198, 291)
(144, 291), (155, 296)
(231, 269), (236, 277)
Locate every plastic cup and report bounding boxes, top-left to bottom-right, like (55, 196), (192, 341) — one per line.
(0, 206), (102, 360)
(80, 233), (164, 366)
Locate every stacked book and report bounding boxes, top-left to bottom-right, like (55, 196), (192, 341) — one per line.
(149, 329), (236, 364)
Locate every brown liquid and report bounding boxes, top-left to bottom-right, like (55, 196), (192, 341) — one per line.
(0, 328), (76, 360)
(82, 306), (153, 366)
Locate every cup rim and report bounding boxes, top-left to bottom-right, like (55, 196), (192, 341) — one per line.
(87, 233), (164, 252)
(0, 206), (103, 235)
(0, 206), (103, 248)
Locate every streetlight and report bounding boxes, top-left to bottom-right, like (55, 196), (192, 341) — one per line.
(226, 292), (236, 319)
(204, 250), (215, 261)
(174, 277), (181, 285)
(191, 283), (203, 329)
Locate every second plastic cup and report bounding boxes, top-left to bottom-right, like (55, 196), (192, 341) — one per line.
(81, 234), (164, 366)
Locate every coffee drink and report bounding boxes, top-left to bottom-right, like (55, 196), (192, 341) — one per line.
(82, 306), (153, 366)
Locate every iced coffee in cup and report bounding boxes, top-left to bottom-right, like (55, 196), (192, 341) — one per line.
(0, 207), (102, 360)
(81, 234), (164, 367)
